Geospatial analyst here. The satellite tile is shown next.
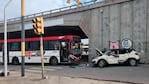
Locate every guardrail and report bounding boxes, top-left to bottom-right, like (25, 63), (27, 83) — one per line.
(0, 0), (102, 24)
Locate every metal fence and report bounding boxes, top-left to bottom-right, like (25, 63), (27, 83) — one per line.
(0, 0), (102, 24)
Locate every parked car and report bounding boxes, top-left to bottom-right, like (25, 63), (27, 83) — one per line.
(92, 48), (140, 68)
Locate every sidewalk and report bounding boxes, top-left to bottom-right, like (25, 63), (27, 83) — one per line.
(0, 71), (128, 84)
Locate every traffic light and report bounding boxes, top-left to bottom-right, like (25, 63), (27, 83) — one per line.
(75, 0), (82, 6)
(32, 17), (44, 35)
(66, 0), (71, 4)
(66, 0), (82, 7)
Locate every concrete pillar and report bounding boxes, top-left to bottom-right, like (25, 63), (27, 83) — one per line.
(89, 9), (100, 62)
(80, 11), (92, 38)
(146, 0), (149, 62)
(133, 0), (147, 63)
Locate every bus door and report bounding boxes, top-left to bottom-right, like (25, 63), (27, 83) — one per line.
(60, 41), (69, 62)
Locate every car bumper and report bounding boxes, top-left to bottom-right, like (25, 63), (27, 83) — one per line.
(92, 61), (96, 64)
(91, 59), (98, 65)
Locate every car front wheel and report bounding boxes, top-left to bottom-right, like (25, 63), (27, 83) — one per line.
(128, 59), (137, 66)
(98, 60), (107, 68)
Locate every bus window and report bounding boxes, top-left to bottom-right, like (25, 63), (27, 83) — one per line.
(25, 42), (29, 51)
(27, 41), (39, 50)
(44, 40), (59, 50)
(73, 37), (81, 43)
(10, 42), (20, 51)
(0, 43), (3, 51)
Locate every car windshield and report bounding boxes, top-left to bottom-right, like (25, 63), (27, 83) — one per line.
(103, 49), (112, 55)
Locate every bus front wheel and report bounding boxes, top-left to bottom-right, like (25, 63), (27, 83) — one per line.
(12, 57), (19, 65)
(50, 57), (58, 65)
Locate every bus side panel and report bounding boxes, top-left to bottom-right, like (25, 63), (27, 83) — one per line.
(44, 50), (60, 63)
(9, 51), (21, 63)
(9, 50), (61, 64)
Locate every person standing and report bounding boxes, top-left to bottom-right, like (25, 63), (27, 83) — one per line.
(69, 43), (82, 66)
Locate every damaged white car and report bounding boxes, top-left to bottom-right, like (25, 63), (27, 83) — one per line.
(92, 48), (140, 68)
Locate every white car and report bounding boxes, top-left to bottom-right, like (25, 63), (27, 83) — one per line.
(92, 48), (140, 68)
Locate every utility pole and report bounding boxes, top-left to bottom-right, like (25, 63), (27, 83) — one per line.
(40, 35), (45, 79)
(32, 17), (45, 79)
(4, 0), (13, 77)
(21, 0), (25, 77)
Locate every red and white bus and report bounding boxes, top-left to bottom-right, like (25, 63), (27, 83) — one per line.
(0, 35), (81, 65)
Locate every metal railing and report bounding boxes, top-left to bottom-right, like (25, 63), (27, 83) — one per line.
(0, 0), (102, 24)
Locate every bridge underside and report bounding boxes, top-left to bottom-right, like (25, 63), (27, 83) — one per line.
(3, 26), (87, 39)
(44, 26), (87, 39)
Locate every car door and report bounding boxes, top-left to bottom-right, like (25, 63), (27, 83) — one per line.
(107, 55), (119, 64)
(118, 54), (128, 63)
(118, 49), (129, 63)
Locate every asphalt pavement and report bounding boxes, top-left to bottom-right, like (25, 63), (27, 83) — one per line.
(0, 64), (149, 84)
(0, 71), (129, 84)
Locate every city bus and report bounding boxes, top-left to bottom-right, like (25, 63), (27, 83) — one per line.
(0, 35), (81, 65)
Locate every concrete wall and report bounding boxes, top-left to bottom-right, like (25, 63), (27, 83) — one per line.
(147, 0), (149, 62)
(87, 0), (149, 63)
(132, 0), (147, 63)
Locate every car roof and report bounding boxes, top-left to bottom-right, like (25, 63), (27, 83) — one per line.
(110, 48), (136, 54)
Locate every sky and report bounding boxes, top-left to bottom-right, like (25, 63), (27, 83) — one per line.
(0, 0), (103, 21)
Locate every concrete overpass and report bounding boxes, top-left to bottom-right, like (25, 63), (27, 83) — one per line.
(0, 0), (149, 63)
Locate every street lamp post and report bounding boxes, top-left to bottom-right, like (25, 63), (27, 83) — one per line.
(4, 0), (13, 77)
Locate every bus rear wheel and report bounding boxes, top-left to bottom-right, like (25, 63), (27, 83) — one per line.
(50, 57), (58, 65)
(12, 57), (19, 65)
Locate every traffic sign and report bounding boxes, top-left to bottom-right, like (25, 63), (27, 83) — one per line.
(121, 39), (132, 49)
